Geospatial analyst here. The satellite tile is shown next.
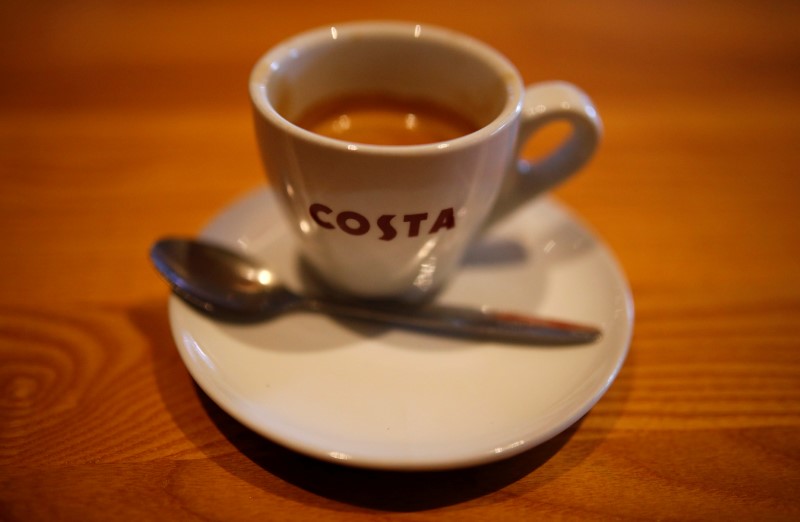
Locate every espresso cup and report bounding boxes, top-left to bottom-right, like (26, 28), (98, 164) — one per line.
(250, 21), (602, 301)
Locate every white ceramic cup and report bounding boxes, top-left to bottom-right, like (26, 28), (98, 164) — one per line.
(250, 21), (602, 301)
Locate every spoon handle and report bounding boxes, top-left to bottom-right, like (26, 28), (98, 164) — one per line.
(306, 299), (601, 345)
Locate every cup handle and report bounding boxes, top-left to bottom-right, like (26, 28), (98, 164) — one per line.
(490, 81), (603, 223)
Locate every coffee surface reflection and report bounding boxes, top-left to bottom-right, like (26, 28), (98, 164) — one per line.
(294, 93), (479, 145)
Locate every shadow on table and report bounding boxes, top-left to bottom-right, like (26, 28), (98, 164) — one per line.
(133, 294), (625, 512)
(196, 383), (582, 512)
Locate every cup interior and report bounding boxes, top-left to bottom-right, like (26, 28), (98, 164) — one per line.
(251, 23), (521, 139)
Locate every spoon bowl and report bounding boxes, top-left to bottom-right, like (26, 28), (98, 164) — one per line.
(151, 238), (303, 317)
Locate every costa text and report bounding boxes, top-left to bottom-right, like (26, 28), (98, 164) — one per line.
(309, 203), (456, 241)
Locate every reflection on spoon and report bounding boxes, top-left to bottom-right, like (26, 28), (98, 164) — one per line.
(150, 237), (601, 345)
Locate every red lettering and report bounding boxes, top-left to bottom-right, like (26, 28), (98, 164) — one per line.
(429, 207), (455, 233)
(308, 203), (456, 239)
(403, 213), (428, 237)
(377, 215), (397, 241)
(309, 203), (334, 229)
(337, 211), (370, 235)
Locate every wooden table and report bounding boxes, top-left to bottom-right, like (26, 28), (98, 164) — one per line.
(2, 1), (799, 519)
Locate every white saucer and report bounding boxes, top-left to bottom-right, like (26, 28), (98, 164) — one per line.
(168, 188), (633, 471)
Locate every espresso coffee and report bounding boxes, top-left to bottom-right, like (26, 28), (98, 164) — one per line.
(294, 94), (479, 145)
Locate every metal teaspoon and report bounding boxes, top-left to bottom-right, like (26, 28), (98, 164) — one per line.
(150, 237), (601, 345)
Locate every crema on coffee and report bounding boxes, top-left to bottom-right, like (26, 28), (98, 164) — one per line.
(294, 93), (478, 145)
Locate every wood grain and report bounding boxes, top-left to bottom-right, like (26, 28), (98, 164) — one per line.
(2, 0), (799, 520)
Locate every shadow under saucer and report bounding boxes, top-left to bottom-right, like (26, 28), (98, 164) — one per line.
(194, 384), (584, 512)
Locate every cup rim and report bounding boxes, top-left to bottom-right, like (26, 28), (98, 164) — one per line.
(249, 21), (524, 156)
